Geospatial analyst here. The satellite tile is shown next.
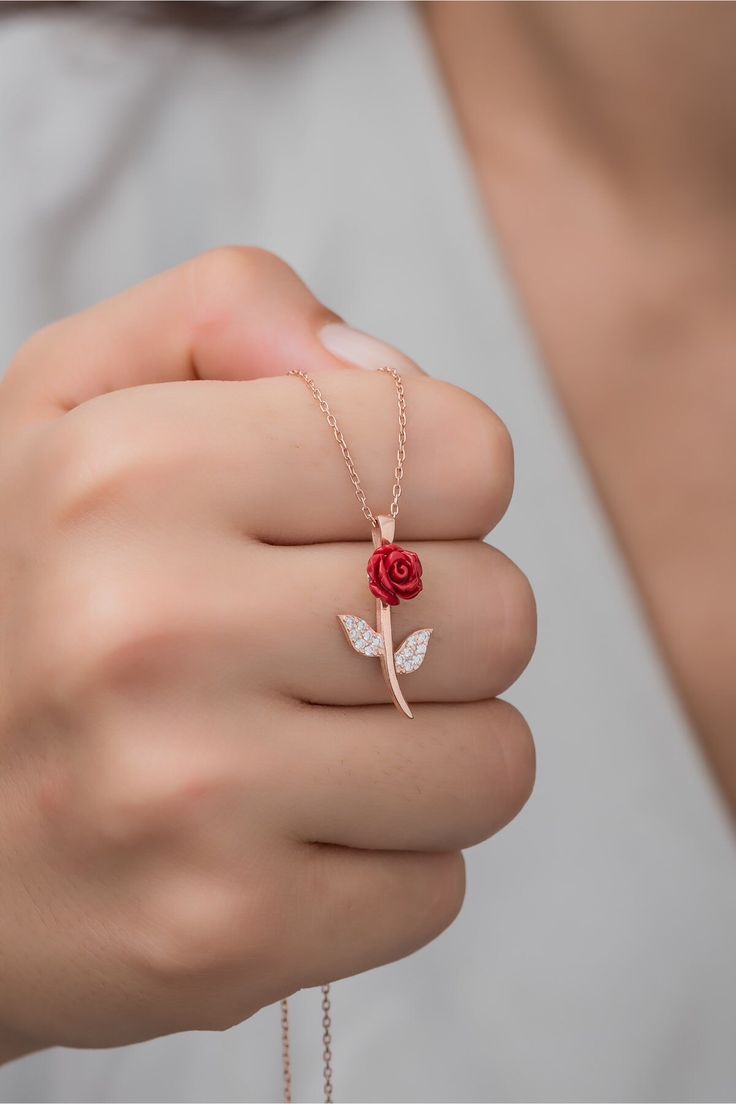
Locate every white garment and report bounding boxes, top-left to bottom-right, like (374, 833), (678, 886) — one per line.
(0, 4), (734, 1102)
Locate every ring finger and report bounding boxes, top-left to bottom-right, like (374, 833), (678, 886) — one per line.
(268, 695), (535, 852)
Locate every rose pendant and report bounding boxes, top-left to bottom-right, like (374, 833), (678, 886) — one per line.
(338, 515), (432, 719)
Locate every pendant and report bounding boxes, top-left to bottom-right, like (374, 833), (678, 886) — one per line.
(338, 515), (432, 719)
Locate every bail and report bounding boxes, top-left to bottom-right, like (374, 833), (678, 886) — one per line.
(372, 514), (395, 549)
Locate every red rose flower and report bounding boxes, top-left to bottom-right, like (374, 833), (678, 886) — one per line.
(366, 542), (423, 606)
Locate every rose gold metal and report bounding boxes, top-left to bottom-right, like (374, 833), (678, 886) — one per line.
(280, 999), (292, 1104)
(321, 985), (334, 1104)
(283, 367), (414, 1101)
(289, 367), (418, 720)
(287, 366), (407, 526)
(373, 516), (413, 719)
(280, 989), (333, 1104)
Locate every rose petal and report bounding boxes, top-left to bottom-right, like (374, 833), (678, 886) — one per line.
(369, 578), (399, 605)
(378, 558), (394, 591)
(366, 544), (422, 606)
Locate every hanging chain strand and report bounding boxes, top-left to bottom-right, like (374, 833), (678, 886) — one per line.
(287, 366), (407, 526)
(281, 367), (403, 1103)
(321, 985), (334, 1104)
(280, 988), (333, 1104)
(280, 999), (292, 1104)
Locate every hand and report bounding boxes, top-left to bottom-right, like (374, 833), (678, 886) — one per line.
(0, 248), (535, 1061)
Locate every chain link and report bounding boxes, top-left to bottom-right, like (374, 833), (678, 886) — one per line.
(287, 366), (407, 526)
(280, 999), (292, 1104)
(321, 985), (334, 1104)
(280, 988), (334, 1104)
(281, 366), (403, 1103)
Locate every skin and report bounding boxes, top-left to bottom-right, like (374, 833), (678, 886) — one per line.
(10, 0), (729, 1066)
(425, 1), (736, 811)
(0, 248), (536, 1062)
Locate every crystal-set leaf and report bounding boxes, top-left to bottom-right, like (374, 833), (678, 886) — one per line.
(338, 614), (385, 658)
(393, 629), (433, 674)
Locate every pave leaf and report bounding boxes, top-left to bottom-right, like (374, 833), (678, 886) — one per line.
(338, 614), (384, 658)
(393, 629), (433, 674)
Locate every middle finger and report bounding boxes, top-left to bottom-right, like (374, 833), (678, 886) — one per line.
(247, 538), (536, 705)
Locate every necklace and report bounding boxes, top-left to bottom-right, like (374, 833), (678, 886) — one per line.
(281, 366), (432, 1102)
(289, 366), (432, 719)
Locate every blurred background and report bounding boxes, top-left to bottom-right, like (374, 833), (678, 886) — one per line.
(0, 2), (734, 1102)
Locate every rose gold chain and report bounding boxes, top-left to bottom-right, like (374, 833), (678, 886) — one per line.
(321, 985), (334, 1103)
(287, 366), (407, 526)
(281, 366), (404, 1102)
(280, 999), (292, 1104)
(280, 986), (333, 1104)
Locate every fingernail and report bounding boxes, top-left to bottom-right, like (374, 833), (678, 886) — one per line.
(319, 322), (424, 374)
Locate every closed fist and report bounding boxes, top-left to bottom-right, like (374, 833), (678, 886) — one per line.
(0, 248), (535, 1062)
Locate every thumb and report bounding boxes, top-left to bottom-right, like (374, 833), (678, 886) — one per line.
(2, 247), (422, 422)
(318, 321), (427, 377)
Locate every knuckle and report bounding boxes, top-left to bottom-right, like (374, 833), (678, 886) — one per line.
(504, 563), (537, 680)
(470, 403), (514, 534)
(33, 763), (81, 838)
(438, 382), (515, 535)
(44, 572), (190, 705)
(85, 586), (158, 685)
(40, 406), (185, 530)
(491, 700), (536, 827)
(188, 245), (294, 305)
(457, 700), (535, 847)
(482, 546), (537, 689)
(185, 246), (325, 352)
(418, 852), (467, 943)
(191, 245), (259, 290)
(133, 877), (276, 987)
(5, 321), (66, 386)
(93, 747), (230, 849)
(89, 598), (176, 691)
(464, 544), (537, 697)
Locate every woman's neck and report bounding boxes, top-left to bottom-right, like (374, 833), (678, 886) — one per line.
(426, 1), (736, 813)
(425, 1), (736, 229)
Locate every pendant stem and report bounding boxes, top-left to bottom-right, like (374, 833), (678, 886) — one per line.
(373, 516), (414, 719)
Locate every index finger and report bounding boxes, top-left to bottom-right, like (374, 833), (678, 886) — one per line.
(44, 370), (513, 543)
(1, 247), (345, 421)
